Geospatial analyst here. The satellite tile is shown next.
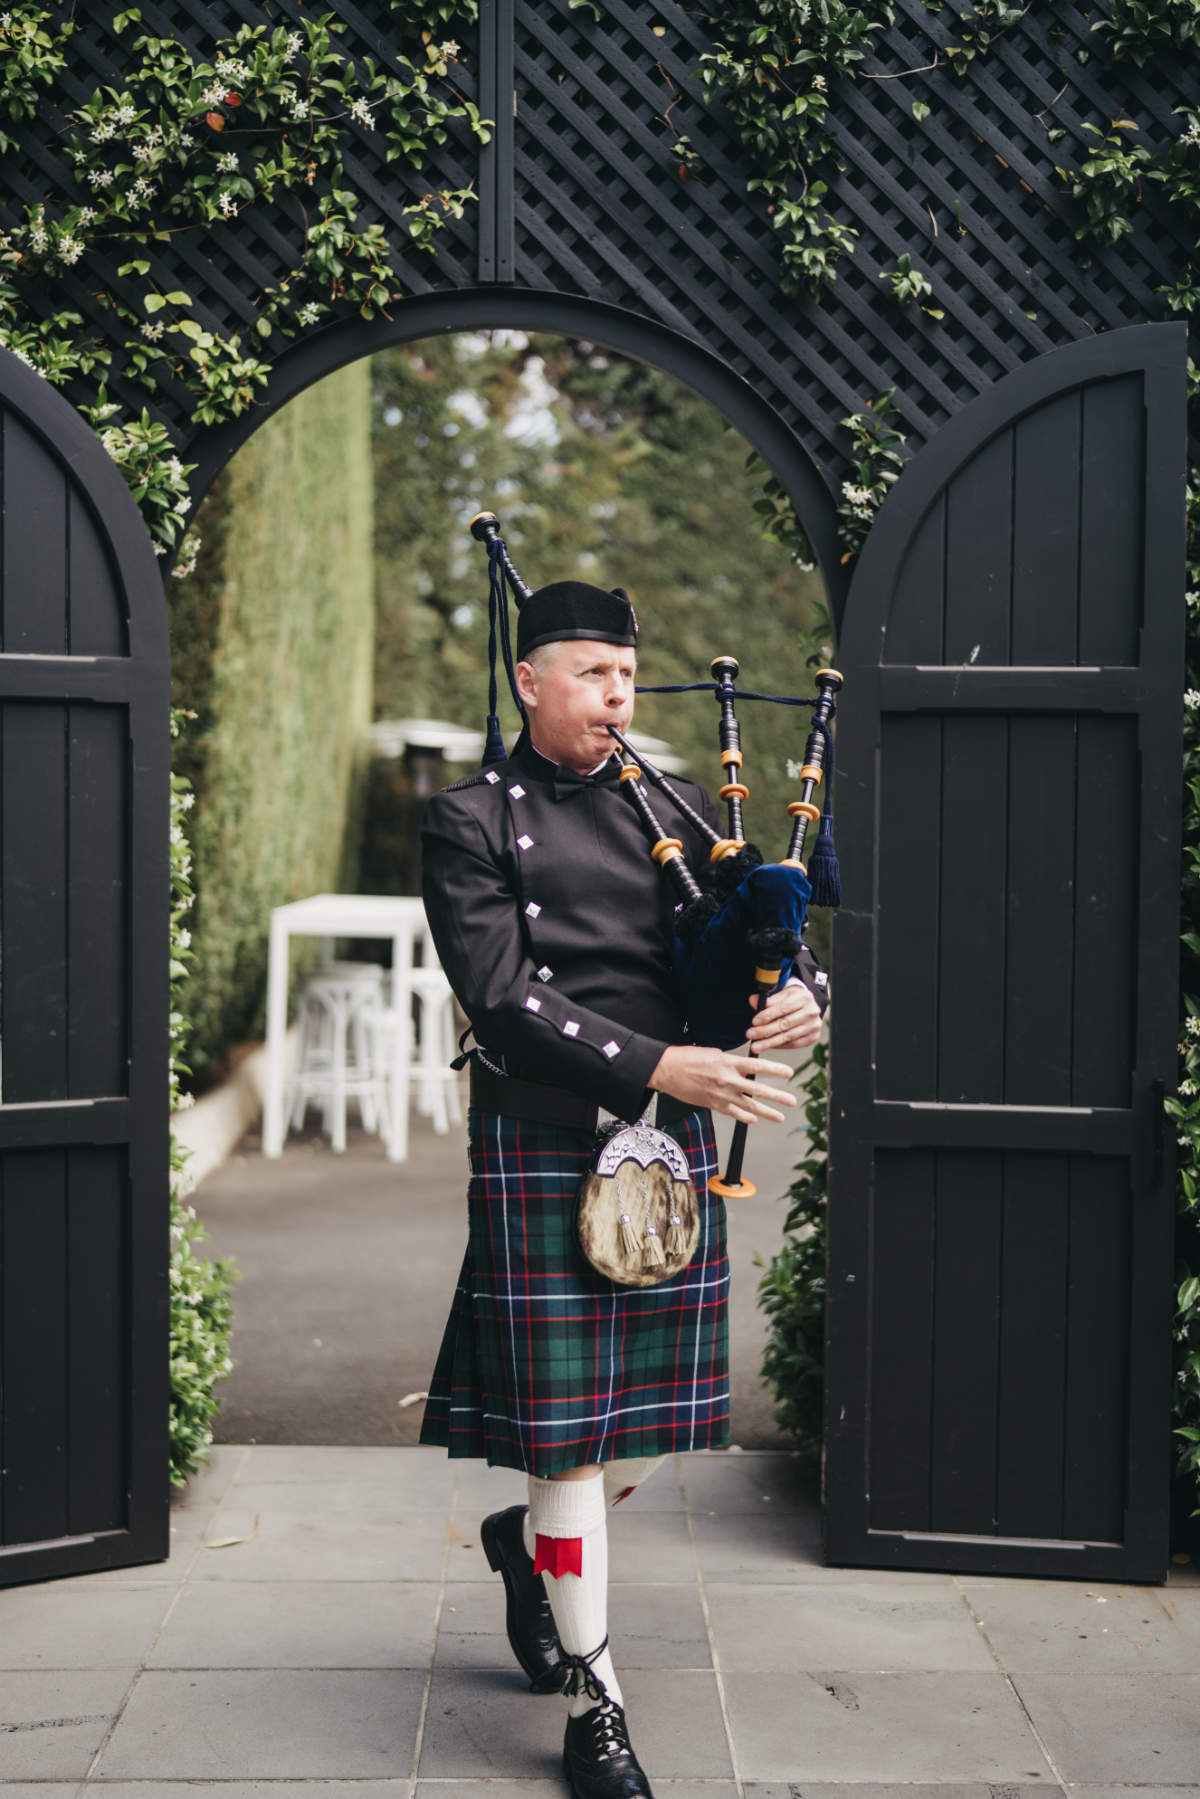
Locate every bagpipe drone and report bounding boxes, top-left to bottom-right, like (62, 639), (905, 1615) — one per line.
(467, 510), (842, 1201)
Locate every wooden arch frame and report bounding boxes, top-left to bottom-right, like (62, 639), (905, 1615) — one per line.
(184, 287), (849, 627)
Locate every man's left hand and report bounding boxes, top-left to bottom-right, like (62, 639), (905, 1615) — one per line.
(745, 982), (823, 1053)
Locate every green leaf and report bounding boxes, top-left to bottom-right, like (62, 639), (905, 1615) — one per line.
(143, 294), (166, 313)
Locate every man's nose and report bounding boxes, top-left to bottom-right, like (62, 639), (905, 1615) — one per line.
(603, 676), (629, 706)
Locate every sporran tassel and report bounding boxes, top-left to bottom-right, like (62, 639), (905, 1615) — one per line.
(665, 1212), (686, 1256)
(642, 1224), (666, 1268)
(619, 1212), (641, 1257)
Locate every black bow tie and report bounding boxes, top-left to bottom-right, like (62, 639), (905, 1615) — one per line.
(551, 755), (622, 800)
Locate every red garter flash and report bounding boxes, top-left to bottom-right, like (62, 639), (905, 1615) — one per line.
(533, 1533), (583, 1579)
(611, 1486), (637, 1506)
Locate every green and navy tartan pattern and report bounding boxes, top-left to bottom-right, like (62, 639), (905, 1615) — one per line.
(420, 1107), (730, 1474)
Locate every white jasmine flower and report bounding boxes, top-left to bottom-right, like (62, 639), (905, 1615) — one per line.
(1181, 116), (1200, 148)
(115, 103), (136, 125)
(215, 56), (248, 83)
(179, 131), (197, 148)
(153, 540), (167, 555)
(217, 151), (238, 172)
(439, 39), (460, 58)
(58, 235), (84, 264)
(28, 224), (49, 253)
(1186, 1016), (1200, 1039)
(217, 191), (237, 216)
(200, 83), (226, 107)
(174, 495), (192, 515)
(175, 1089), (196, 1110)
(286, 30), (304, 57)
(141, 320), (165, 340)
(349, 94), (375, 129)
(87, 167), (115, 187)
(131, 175), (153, 200)
(90, 118), (116, 143)
(812, 72), (826, 90)
(297, 300), (320, 325)
(167, 456), (184, 479)
(78, 205), (96, 224)
(290, 97), (310, 120)
(1184, 689), (1200, 711)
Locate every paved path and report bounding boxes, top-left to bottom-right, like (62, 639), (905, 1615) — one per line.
(3, 1445), (1198, 1793)
(195, 1093), (809, 1449)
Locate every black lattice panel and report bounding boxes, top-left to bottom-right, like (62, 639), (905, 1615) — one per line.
(1, 1), (1195, 485)
(0, 0), (481, 439)
(512, 0), (1198, 492)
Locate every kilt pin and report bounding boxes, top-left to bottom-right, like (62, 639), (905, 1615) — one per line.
(420, 1103), (730, 1475)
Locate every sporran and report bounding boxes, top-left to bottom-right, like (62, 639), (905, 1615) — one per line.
(575, 1118), (700, 1287)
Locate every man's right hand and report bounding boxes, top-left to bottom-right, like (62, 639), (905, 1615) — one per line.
(647, 1044), (798, 1125)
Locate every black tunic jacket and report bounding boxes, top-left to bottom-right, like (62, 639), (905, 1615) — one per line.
(420, 736), (827, 1120)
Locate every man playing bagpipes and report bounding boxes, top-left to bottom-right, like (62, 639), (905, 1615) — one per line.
(419, 521), (830, 1799)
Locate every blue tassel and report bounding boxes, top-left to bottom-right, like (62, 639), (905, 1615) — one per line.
(807, 811), (841, 907)
(481, 714), (507, 766)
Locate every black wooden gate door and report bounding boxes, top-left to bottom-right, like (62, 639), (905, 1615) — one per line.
(0, 349), (170, 1586)
(826, 323), (1188, 1582)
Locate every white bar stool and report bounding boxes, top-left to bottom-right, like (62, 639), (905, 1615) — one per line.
(379, 965), (462, 1136)
(286, 961), (390, 1153)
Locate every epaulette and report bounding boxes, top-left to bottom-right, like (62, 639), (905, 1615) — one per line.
(442, 767), (503, 794)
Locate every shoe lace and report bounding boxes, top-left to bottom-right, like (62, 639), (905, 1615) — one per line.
(588, 1697), (632, 1759)
(561, 1635), (611, 1706)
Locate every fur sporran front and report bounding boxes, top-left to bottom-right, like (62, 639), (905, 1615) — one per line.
(575, 1120), (700, 1287)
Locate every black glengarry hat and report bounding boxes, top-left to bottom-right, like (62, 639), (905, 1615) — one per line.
(516, 580), (638, 660)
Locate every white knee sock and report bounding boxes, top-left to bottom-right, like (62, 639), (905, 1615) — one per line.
(526, 1471), (622, 1716)
(603, 1455), (665, 1508)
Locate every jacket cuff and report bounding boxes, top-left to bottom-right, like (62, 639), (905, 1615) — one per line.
(598, 1031), (668, 1120)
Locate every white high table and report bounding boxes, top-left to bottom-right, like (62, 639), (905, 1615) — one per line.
(262, 893), (429, 1163)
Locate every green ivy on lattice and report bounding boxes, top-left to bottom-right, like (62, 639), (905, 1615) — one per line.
(0, 5), (487, 573)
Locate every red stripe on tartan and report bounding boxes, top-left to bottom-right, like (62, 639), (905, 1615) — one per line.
(534, 1533), (583, 1579)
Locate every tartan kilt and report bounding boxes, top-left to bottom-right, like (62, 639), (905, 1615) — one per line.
(419, 1105), (730, 1474)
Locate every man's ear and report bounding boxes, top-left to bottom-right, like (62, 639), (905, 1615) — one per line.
(514, 659), (538, 709)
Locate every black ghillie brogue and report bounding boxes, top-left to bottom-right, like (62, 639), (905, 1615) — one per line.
(480, 1504), (567, 1694)
(563, 1694), (654, 1799)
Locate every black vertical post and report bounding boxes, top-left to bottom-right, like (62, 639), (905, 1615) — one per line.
(477, 0), (515, 283)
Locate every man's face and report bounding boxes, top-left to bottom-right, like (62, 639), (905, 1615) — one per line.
(515, 640), (637, 774)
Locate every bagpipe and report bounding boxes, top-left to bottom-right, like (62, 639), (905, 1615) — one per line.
(468, 510), (842, 1200)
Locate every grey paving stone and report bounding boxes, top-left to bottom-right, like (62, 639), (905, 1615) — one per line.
(0, 1581), (175, 1671)
(722, 1670), (1053, 1782)
(1012, 1672), (1200, 1783)
(706, 1582), (993, 1672)
(0, 1786), (79, 1797)
(0, 1670), (133, 1779)
(607, 1512), (699, 1585)
(241, 1445), (456, 1503)
(609, 1582), (712, 1668)
(691, 1511), (952, 1586)
(416, 1670), (564, 1778)
(961, 1578), (1197, 1673)
(745, 1787), (1050, 1799)
(435, 1579), (717, 1678)
(418, 1669), (732, 1779)
(193, 1492), (449, 1582)
(1065, 1790), (1200, 1799)
(90, 1788), (414, 1799)
(680, 1450), (816, 1516)
(96, 1669), (425, 1779)
(449, 1460), (527, 1518)
(414, 1787), (738, 1799)
(147, 1580), (440, 1669)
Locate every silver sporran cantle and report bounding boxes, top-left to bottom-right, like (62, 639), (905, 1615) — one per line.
(575, 1119), (700, 1287)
